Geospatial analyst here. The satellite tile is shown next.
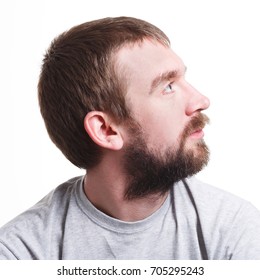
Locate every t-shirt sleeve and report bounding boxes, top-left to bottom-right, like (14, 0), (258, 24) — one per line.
(225, 202), (260, 260)
(0, 241), (18, 260)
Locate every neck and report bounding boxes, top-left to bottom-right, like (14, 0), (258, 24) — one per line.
(83, 161), (169, 222)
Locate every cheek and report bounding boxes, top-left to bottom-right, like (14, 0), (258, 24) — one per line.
(136, 106), (185, 148)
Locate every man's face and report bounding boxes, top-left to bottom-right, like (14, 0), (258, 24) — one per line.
(115, 40), (210, 199)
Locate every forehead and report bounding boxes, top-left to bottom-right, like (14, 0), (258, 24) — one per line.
(115, 40), (185, 91)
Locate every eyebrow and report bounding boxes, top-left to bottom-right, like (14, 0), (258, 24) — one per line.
(149, 67), (187, 94)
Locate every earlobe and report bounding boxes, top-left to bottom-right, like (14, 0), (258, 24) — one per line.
(84, 111), (123, 150)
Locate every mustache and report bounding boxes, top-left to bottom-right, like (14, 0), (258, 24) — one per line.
(182, 113), (210, 139)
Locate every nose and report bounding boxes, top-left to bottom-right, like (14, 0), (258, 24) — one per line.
(185, 84), (210, 116)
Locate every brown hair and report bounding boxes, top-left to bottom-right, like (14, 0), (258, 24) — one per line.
(38, 17), (170, 169)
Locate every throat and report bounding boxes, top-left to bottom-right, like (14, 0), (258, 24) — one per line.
(83, 173), (169, 222)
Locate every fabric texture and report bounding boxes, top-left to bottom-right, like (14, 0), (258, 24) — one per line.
(0, 176), (260, 260)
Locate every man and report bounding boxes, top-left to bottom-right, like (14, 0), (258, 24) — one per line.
(0, 16), (260, 260)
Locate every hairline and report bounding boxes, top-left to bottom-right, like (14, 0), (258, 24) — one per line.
(111, 38), (171, 107)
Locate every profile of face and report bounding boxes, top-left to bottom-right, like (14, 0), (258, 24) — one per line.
(115, 40), (210, 200)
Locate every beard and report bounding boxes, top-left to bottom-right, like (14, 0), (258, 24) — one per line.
(123, 113), (210, 200)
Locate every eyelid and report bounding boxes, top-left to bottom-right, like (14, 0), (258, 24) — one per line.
(163, 81), (175, 94)
(162, 71), (186, 95)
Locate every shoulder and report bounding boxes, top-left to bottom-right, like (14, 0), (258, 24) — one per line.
(178, 177), (260, 259)
(181, 177), (256, 212)
(0, 176), (83, 259)
(3, 176), (83, 225)
(181, 177), (260, 225)
(173, 176), (257, 227)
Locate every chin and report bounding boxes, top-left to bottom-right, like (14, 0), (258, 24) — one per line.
(185, 141), (209, 163)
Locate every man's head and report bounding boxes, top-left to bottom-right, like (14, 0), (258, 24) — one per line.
(38, 17), (210, 199)
(38, 17), (170, 169)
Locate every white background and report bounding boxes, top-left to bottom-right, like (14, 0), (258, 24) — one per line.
(1, 0), (260, 227)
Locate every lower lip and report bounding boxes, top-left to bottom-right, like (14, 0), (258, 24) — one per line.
(190, 129), (204, 139)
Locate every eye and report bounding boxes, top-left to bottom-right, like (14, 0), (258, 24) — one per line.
(163, 82), (175, 95)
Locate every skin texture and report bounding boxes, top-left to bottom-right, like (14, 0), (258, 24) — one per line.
(83, 39), (210, 222)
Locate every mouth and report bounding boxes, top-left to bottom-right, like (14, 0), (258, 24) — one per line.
(182, 113), (209, 141)
(189, 128), (204, 139)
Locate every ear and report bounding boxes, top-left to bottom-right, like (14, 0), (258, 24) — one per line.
(84, 111), (123, 150)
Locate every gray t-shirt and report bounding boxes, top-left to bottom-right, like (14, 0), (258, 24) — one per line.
(0, 176), (260, 260)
